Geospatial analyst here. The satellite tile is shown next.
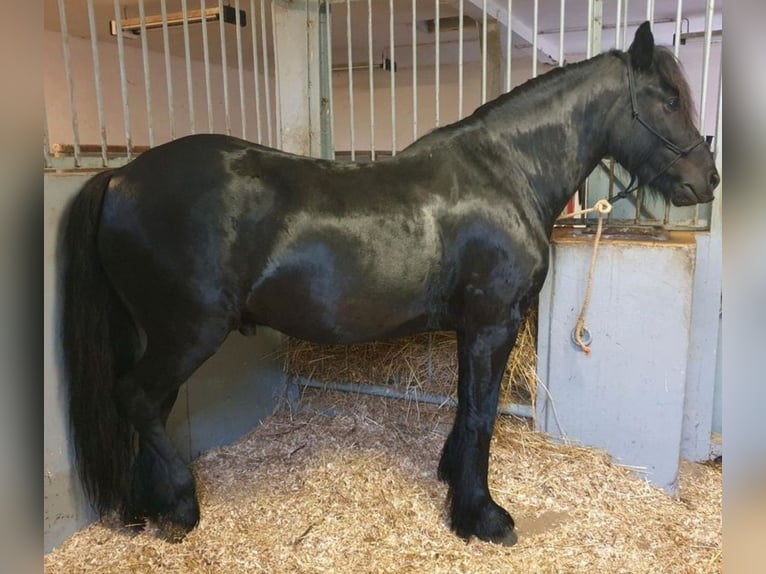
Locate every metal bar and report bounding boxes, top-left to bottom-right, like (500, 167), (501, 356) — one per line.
(307, 0), (317, 154)
(113, 0), (133, 159)
(458, 0), (464, 118)
(389, 0), (396, 155)
(86, 0), (108, 165)
(412, 0), (418, 141)
(57, 0), (81, 167)
(587, 0), (593, 58)
(202, 0), (214, 132)
(713, 63), (722, 160)
(138, 0), (155, 147)
(699, 0), (715, 129)
(160, 0), (176, 139)
(368, 0), (375, 159)
(673, 0), (683, 57)
(235, 0), (247, 138)
(532, 0), (539, 77)
(615, 0), (622, 50)
(219, 0), (232, 135)
(695, 0), (716, 226)
(292, 377), (534, 420)
(319, 0), (333, 159)
(260, 0), (273, 146)
(181, 0), (196, 134)
(346, 0), (355, 160)
(623, 0), (629, 49)
(646, 0), (655, 27)
(271, 0), (282, 149)
(305, 0), (310, 152)
(249, 0), (263, 142)
(710, 60), (722, 235)
(506, 0), (513, 90)
(558, 0), (564, 66)
(481, 0), (487, 103)
(327, 1), (335, 159)
(43, 107), (51, 168)
(435, 0), (440, 126)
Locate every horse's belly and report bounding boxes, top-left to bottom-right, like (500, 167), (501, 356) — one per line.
(244, 216), (441, 344)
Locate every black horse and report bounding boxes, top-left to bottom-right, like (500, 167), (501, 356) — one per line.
(62, 23), (718, 546)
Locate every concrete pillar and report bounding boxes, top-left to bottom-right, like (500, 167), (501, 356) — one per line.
(272, 0), (321, 157)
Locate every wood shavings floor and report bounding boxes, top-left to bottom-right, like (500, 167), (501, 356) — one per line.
(44, 389), (721, 573)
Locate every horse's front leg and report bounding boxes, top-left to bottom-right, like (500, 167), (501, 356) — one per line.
(438, 320), (520, 545)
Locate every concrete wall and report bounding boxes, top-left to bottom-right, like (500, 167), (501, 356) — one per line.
(44, 172), (286, 553)
(536, 229), (716, 493)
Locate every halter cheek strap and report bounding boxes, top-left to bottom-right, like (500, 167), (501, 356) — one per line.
(609, 62), (706, 205)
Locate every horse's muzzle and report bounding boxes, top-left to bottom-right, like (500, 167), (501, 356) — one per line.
(671, 168), (719, 206)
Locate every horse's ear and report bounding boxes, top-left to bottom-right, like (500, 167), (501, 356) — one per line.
(628, 21), (654, 71)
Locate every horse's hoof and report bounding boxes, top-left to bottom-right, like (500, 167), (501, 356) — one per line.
(494, 528), (518, 546)
(160, 521), (193, 543)
(157, 502), (199, 542)
(474, 500), (517, 546)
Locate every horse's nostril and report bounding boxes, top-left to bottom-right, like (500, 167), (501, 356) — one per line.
(709, 171), (720, 188)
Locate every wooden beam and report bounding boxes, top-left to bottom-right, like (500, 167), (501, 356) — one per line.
(465, 0), (560, 65)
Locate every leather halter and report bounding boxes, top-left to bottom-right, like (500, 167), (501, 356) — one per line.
(608, 60), (706, 204)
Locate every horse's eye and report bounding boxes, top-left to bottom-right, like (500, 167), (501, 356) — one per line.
(665, 97), (680, 112)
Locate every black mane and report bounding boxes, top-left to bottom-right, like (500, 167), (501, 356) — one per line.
(409, 45), (697, 150)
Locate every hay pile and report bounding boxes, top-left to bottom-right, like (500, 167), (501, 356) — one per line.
(45, 389), (721, 574)
(284, 309), (538, 407)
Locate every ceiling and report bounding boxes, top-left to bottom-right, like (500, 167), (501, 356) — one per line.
(44, 0), (722, 69)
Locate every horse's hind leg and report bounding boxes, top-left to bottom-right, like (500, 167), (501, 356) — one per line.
(123, 387), (181, 529)
(438, 320), (520, 545)
(118, 322), (228, 539)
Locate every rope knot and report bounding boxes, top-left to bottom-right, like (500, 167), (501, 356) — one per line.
(593, 199), (613, 216)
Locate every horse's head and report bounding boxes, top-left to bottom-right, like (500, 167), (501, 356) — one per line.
(609, 22), (719, 207)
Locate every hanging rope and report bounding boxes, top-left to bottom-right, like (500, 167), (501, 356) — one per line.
(557, 199), (613, 354)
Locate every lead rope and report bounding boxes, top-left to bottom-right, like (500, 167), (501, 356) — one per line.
(557, 199), (613, 354)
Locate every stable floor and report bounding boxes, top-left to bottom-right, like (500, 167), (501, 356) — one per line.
(44, 389), (721, 573)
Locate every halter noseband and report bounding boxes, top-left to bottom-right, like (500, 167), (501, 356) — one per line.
(609, 60), (706, 204)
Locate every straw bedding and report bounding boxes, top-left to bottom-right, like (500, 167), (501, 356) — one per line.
(283, 309), (539, 406)
(45, 388), (721, 573)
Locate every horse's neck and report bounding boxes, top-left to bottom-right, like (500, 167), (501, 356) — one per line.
(473, 55), (623, 228)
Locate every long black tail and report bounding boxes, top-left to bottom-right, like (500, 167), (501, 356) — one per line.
(61, 169), (137, 516)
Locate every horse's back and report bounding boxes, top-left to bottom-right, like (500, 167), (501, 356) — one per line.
(95, 135), (447, 341)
